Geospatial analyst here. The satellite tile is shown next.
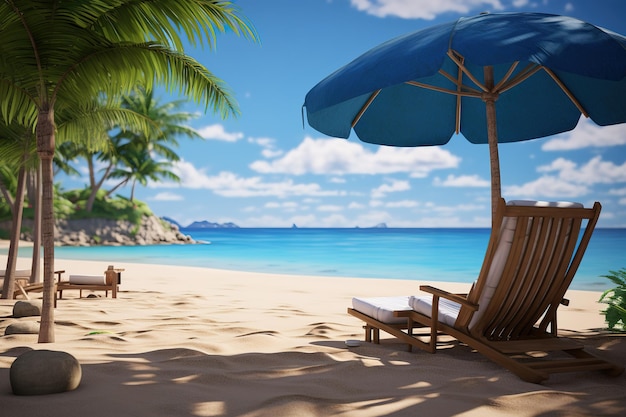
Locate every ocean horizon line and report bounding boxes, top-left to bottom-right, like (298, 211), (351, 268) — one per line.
(179, 226), (626, 230)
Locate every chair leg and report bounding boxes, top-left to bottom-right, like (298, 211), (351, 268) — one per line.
(406, 318), (414, 352)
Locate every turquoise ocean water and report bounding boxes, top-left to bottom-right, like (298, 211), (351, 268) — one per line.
(16, 227), (625, 292)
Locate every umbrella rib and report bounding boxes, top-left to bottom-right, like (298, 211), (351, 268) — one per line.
(498, 64), (542, 94)
(438, 70), (482, 94)
(456, 54), (464, 134)
(405, 81), (482, 98)
(493, 61), (519, 92)
(542, 68), (589, 117)
(448, 50), (488, 92)
(351, 89), (381, 128)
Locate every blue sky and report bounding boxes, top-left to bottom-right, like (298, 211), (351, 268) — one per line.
(61, 0), (626, 228)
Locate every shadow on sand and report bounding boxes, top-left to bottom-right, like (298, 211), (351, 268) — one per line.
(0, 332), (624, 417)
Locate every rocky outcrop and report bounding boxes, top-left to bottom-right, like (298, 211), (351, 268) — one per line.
(0, 215), (195, 247)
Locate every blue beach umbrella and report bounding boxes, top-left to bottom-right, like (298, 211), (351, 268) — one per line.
(304, 12), (626, 222)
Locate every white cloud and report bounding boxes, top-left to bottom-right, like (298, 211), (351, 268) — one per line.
(541, 119), (626, 151)
(348, 201), (366, 209)
(265, 201), (299, 210)
(150, 192), (184, 201)
(433, 174), (490, 187)
(385, 200), (419, 208)
(505, 155), (626, 200)
(249, 136), (283, 158)
(250, 137), (460, 177)
(371, 179), (410, 198)
(350, 0), (504, 20)
(505, 176), (589, 198)
(538, 156), (626, 185)
(196, 124), (244, 142)
(609, 188), (626, 196)
(249, 137), (275, 147)
(154, 159), (346, 198)
(428, 202), (487, 214)
(261, 149), (284, 158)
(318, 205), (344, 212)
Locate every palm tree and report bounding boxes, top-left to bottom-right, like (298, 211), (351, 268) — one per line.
(110, 142), (181, 202)
(87, 86), (201, 210)
(1, 99), (160, 298)
(0, 125), (38, 297)
(0, 1), (256, 342)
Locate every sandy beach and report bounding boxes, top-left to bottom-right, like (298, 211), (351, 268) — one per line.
(1, 252), (624, 416)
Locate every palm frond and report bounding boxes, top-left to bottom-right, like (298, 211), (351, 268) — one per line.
(0, 80), (38, 126)
(55, 42), (240, 118)
(82, 0), (258, 49)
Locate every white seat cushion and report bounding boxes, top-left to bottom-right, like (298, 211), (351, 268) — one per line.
(69, 275), (106, 285)
(352, 296), (412, 324)
(409, 295), (461, 327)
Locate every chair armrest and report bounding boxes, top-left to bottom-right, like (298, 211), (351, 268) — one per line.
(419, 285), (478, 311)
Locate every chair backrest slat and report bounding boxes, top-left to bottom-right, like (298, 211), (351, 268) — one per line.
(458, 199), (600, 341)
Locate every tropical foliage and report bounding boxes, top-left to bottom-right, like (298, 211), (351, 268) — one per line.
(1, 87), (198, 221)
(599, 268), (626, 332)
(0, 0), (256, 342)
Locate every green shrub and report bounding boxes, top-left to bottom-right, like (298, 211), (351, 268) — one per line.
(63, 189), (152, 225)
(1, 186), (154, 231)
(598, 268), (626, 332)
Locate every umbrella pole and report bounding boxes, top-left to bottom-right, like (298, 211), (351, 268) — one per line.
(484, 66), (501, 226)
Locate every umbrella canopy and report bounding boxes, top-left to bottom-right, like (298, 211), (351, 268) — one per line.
(304, 12), (626, 221)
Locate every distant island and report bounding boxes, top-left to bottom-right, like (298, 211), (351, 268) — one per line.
(163, 217), (388, 229)
(162, 217), (240, 229)
(185, 221), (240, 229)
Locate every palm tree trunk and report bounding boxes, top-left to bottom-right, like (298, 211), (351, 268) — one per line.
(86, 160), (114, 212)
(30, 164), (42, 284)
(130, 179), (136, 202)
(105, 178), (129, 198)
(0, 176), (14, 212)
(1, 161), (27, 299)
(36, 107), (56, 343)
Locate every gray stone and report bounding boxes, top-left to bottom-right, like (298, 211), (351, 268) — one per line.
(10, 350), (82, 395)
(13, 301), (42, 318)
(5, 321), (40, 335)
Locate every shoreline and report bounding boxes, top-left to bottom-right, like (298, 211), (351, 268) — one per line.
(0, 246), (614, 332)
(2, 237), (616, 292)
(1, 256), (624, 415)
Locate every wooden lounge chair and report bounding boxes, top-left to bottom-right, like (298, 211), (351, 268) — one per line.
(348, 199), (624, 383)
(56, 266), (123, 300)
(1, 270), (65, 307)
